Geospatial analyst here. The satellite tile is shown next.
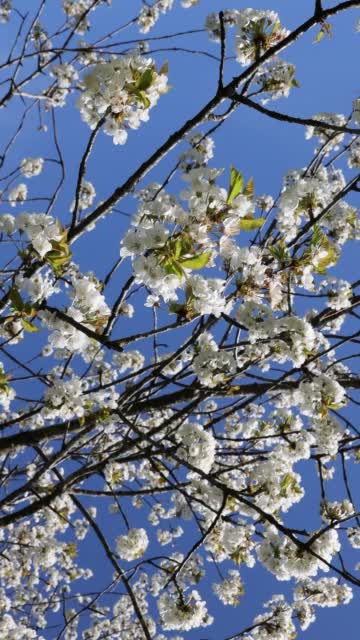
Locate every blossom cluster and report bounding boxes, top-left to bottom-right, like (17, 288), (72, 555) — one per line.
(77, 55), (169, 144)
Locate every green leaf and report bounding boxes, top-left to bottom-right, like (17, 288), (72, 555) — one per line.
(314, 28), (325, 44)
(45, 233), (72, 274)
(164, 261), (184, 279)
(174, 237), (183, 259)
(136, 68), (153, 91)
(137, 90), (151, 109)
(311, 234), (338, 274)
(23, 303), (37, 318)
(327, 402), (345, 410)
(21, 318), (39, 332)
(8, 287), (24, 311)
(313, 246), (338, 274)
(310, 225), (322, 247)
(313, 22), (332, 44)
(269, 243), (288, 263)
(227, 166), (243, 204)
(179, 252), (211, 270)
(280, 473), (294, 497)
(243, 177), (255, 199)
(239, 217), (265, 231)
(0, 368), (9, 394)
(174, 234), (193, 259)
(47, 252), (71, 268)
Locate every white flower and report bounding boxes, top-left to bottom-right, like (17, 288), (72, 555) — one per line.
(20, 157), (44, 178)
(320, 499), (354, 523)
(352, 97), (360, 123)
(138, 6), (159, 33)
(116, 528), (149, 561)
(347, 527), (360, 549)
(348, 138), (360, 167)
(15, 271), (58, 303)
(188, 275), (231, 317)
(294, 578), (352, 630)
(305, 112), (347, 154)
(0, 214), (16, 234)
(258, 526), (340, 580)
(71, 180), (96, 211)
(212, 570), (244, 606)
(193, 332), (237, 387)
(17, 212), (63, 258)
(179, 132), (214, 171)
(234, 10), (289, 66)
(50, 63), (78, 88)
(133, 255), (180, 302)
(290, 375), (346, 418)
(0, 0), (11, 23)
(43, 376), (86, 419)
(0, 362), (15, 411)
(71, 275), (109, 318)
(181, 0), (200, 7)
(249, 595), (296, 640)
(175, 421), (216, 473)
(113, 350), (144, 373)
(255, 60), (298, 102)
(77, 55), (168, 145)
(8, 183), (27, 207)
(158, 590), (213, 631)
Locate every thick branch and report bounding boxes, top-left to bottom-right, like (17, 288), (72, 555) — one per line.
(1, 377), (359, 453)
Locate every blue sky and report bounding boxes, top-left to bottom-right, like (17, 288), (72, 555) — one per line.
(1, 1), (360, 638)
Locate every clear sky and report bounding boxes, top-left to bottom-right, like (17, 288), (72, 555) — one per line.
(1, 1), (360, 639)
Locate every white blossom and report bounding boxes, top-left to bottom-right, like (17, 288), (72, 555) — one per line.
(116, 528), (149, 561)
(158, 590), (213, 631)
(175, 421), (216, 473)
(20, 157), (44, 178)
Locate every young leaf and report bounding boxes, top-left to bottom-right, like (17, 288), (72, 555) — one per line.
(164, 261), (184, 279)
(179, 252), (211, 270)
(21, 318), (39, 332)
(280, 473), (294, 497)
(314, 28), (325, 44)
(243, 177), (255, 199)
(137, 91), (151, 109)
(23, 303), (37, 319)
(310, 225), (322, 247)
(314, 21), (332, 44)
(174, 237), (183, 259)
(239, 217), (265, 231)
(269, 243), (288, 263)
(174, 234), (193, 259)
(136, 68), (153, 92)
(227, 166), (243, 204)
(46, 252), (72, 272)
(45, 234), (72, 274)
(8, 287), (24, 312)
(0, 368), (9, 394)
(313, 245), (338, 274)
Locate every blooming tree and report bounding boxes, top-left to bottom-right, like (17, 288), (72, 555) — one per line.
(0, 1), (360, 638)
